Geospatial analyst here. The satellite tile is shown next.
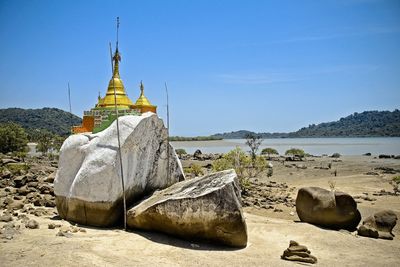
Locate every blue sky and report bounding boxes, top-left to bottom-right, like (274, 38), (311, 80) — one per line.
(0, 0), (399, 136)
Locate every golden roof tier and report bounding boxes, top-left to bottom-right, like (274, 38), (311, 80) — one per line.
(133, 81), (157, 113)
(96, 49), (135, 109)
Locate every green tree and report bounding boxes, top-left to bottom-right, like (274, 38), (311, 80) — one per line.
(285, 148), (305, 157)
(37, 129), (54, 155)
(245, 133), (263, 167)
(52, 135), (66, 152)
(0, 122), (28, 153)
(175, 148), (187, 156)
(261, 147), (279, 157)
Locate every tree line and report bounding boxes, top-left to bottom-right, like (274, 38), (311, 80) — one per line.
(212, 110), (400, 139)
(0, 122), (65, 156)
(0, 107), (82, 137)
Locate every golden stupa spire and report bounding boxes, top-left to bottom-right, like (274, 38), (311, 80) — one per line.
(112, 48), (121, 79)
(140, 80), (144, 96)
(133, 81), (157, 113)
(96, 18), (134, 109)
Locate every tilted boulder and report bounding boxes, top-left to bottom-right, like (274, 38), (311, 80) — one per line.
(127, 169), (247, 248)
(358, 210), (397, 240)
(296, 187), (361, 230)
(54, 113), (184, 227)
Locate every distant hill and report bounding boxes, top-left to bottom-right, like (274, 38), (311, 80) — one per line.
(212, 130), (288, 139)
(0, 107), (82, 136)
(212, 110), (400, 139)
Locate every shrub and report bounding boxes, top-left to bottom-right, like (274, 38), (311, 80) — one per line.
(6, 163), (30, 175)
(188, 164), (204, 177)
(328, 180), (336, 191)
(213, 147), (249, 178)
(0, 122), (28, 154)
(261, 147), (278, 156)
(175, 148), (187, 156)
(285, 148), (305, 157)
(331, 153), (341, 158)
(393, 176), (400, 184)
(213, 147), (267, 188)
(36, 129), (54, 155)
(12, 151), (27, 161)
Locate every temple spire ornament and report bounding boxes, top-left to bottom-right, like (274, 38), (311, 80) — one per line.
(71, 18), (157, 134)
(133, 81), (157, 113)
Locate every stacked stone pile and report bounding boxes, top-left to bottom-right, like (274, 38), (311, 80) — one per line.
(281, 240), (317, 264)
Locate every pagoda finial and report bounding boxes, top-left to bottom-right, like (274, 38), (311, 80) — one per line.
(112, 17), (121, 78)
(116, 17), (120, 52)
(140, 80), (144, 96)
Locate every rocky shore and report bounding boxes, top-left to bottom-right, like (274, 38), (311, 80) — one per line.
(1, 151), (400, 266)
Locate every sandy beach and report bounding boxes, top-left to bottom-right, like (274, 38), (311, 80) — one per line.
(1, 155), (400, 266)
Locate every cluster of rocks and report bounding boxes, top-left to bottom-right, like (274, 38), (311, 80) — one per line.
(295, 186), (398, 241)
(358, 210), (398, 240)
(374, 166), (400, 174)
(353, 192), (377, 202)
(178, 149), (223, 161)
(241, 180), (296, 210)
(0, 156), (57, 213)
(378, 154), (400, 159)
(0, 211), (42, 240)
(373, 189), (399, 196)
(285, 163), (307, 169)
(54, 114), (248, 247)
(284, 155), (304, 162)
(281, 240), (317, 264)
(52, 223), (87, 238)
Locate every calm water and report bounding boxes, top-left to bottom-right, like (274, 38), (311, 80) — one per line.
(171, 137), (400, 156)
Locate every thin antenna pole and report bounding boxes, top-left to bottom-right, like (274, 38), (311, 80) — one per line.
(164, 82), (170, 130)
(68, 82), (72, 114)
(109, 44), (114, 75)
(165, 82), (170, 182)
(68, 82), (73, 133)
(116, 17), (120, 50)
(110, 38), (126, 230)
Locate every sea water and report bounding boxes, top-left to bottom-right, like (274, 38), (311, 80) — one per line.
(171, 137), (400, 156)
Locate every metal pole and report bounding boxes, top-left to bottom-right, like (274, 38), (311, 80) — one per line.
(165, 82), (170, 182)
(68, 82), (72, 133)
(109, 30), (127, 230)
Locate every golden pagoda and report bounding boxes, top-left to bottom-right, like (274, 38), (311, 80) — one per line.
(133, 81), (157, 113)
(96, 48), (135, 109)
(72, 28), (157, 134)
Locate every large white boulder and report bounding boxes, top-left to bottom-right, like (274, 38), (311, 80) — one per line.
(54, 113), (185, 226)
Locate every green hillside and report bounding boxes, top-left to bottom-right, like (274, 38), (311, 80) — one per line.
(212, 110), (400, 138)
(0, 107), (82, 137)
(289, 110), (400, 137)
